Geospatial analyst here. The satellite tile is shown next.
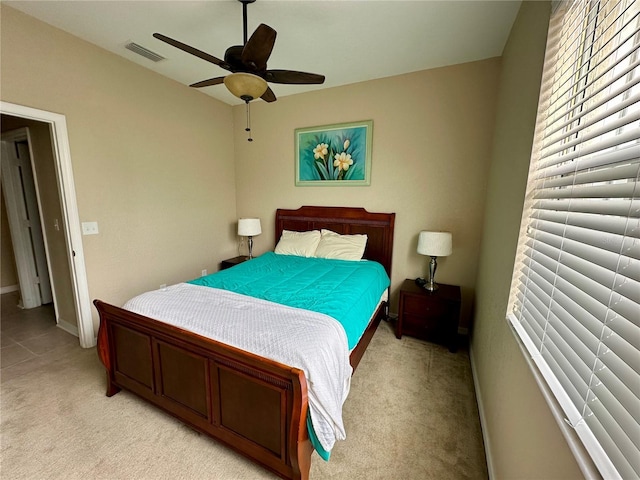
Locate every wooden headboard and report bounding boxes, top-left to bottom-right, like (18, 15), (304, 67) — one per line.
(275, 206), (396, 277)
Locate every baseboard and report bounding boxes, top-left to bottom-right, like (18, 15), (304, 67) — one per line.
(0, 284), (19, 294)
(469, 343), (495, 480)
(57, 318), (79, 338)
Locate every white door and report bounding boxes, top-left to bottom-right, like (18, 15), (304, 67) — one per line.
(1, 128), (53, 308)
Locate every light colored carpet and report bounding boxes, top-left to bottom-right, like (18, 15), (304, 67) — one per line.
(1, 307), (487, 480)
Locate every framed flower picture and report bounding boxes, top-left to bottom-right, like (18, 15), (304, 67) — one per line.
(295, 120), (373, 186)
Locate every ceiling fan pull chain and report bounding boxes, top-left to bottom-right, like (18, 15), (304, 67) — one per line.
(245, 101), (253, 142)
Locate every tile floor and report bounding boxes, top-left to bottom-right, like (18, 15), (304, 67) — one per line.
(1, 291), (79, 372)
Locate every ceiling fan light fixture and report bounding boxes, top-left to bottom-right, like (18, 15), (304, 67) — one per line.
(224, 72), (268, 102)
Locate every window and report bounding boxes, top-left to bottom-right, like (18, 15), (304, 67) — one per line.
(507, 0), (639, 478)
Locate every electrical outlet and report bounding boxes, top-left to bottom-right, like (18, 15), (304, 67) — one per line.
(81, 221), (99, 235)
(201, 269), (207, 277)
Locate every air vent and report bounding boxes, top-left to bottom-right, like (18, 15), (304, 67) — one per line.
(124, 42), (166, 62)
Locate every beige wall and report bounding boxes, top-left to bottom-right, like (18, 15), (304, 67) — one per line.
(0, 5), (238, 333)
(472, 2), (583, 478)
(233, 59), (502, 327)
(1, 115), (78, 326)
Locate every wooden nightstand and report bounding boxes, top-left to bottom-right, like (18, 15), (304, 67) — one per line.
(396, 279), (461, 352)
(220, 255), (249, 270)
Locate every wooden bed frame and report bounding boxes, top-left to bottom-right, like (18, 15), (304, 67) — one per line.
(94, 206), (395, 480)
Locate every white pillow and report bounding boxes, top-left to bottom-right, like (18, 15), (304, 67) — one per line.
(314, 229), (368, 261)
(274, 230), (321, 257)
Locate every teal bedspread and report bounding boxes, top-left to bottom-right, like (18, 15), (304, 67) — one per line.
(189, 252), (390, 349)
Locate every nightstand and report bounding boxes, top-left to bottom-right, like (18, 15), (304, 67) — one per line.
(220, 255), (249, 270)
(396, 279), (461, 352)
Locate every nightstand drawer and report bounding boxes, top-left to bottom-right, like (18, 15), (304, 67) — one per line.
(403, 295), (447, 317)
(401, 313), (449, 341)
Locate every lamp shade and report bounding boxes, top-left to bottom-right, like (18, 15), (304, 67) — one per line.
(238, 218), (262, 237)
(417, 231), (452, 257)
(224, 73), (268, 101)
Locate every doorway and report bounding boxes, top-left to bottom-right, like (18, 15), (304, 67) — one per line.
(0, 102), (94, 348)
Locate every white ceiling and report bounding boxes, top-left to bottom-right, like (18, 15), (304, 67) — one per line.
(5, 0), (522, 105)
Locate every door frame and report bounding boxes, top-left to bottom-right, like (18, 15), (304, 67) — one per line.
(1, 127), (54, 309)
(1, 101), (94, 348)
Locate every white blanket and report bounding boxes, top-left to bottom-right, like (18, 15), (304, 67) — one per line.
(123, 283), (352, 452)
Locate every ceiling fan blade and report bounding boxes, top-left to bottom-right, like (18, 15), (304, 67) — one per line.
(265, 70), (325, 85)
(261, 87), (277, 103)
(242, 24), (277, 71)
(153, 33), (232, 71)
(190, 76), (226, 88)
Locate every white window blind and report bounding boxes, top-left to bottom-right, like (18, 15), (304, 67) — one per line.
(507, 0), (640, 478)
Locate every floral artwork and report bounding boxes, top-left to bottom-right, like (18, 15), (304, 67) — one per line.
(295, 120), (372, 186)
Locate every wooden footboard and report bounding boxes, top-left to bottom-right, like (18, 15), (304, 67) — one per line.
(94, 298), (387, 480)
(94, 300), (314, 480)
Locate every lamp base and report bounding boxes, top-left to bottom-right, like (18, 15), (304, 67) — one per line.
(425, 255), (439, 292)
(423, 281), (439, 292)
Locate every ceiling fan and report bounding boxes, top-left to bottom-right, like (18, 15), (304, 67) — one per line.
(153, 0), (326, 104)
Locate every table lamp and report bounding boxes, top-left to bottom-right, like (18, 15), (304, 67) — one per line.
(238, 218), (262, 259)
(417, 231), (453, 292)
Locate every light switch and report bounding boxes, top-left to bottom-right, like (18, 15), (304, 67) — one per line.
(82, 221), (99, 235)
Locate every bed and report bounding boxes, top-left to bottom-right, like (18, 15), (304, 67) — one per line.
(94, 206), (395, 480)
